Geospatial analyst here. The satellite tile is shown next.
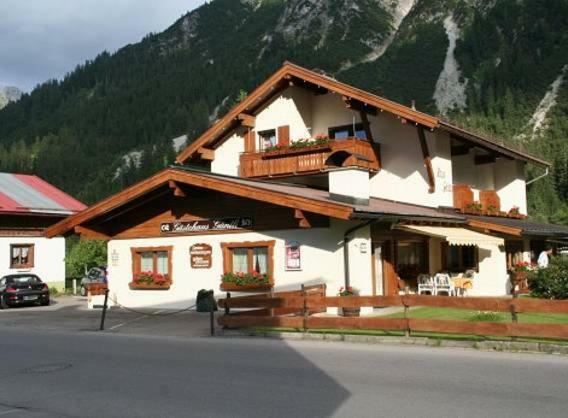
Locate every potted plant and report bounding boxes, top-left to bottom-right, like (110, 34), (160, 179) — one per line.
(465, 201), (483, 215)
(262, 135), (331, 157)
(508, 206), (522, 219)
(129, 271), (171, 290)
(338, 286), (360, 317)
(220, 271), (273, 291)
(512, 261), (535, 293)
(486, 204), (499, 216)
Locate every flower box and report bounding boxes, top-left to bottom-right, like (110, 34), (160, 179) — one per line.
(261, 143), (331, 159)
(129, 282), (171, 290)
(220, 283), (273, 292)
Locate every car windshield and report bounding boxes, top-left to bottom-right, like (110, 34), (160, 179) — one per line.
(7, 276), (41, 285)
(88, 269), (101, 279)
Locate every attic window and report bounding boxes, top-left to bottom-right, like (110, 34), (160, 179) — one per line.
(328, 123), (366, 140)
(258, 129), (277, 150)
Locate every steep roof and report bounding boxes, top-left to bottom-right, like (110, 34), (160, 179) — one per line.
(176, 61), (550, 168)
(0, 173), (86, 216)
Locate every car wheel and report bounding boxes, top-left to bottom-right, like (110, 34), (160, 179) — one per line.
(41, 298), (50, 307)
(80, 286), (87, 297)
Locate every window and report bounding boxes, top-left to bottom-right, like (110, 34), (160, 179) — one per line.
(396, 240), (428, 279)
(442, 243), (478, 272)
(328, 123), (367, 140)
(221, 241), (275, 279)
(131, 246), (172, 279)
(258, 129), (277, 150)
(10, 244), (34, 269)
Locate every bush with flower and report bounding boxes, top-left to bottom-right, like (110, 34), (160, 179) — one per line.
(513, 261), (536, 272)
(132, 271), (169, 286)
(221, 271), (270, 286)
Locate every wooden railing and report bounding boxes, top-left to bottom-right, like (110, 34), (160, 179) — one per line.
(218, 293), (568, 340)
(239, 138), (380, 178)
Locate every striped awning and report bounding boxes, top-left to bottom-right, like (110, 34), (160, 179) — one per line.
(396, 225), (504, 246)
(0, 173), (86, 215)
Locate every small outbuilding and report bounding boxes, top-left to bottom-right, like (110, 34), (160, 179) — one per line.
(0, 173), (86, 290)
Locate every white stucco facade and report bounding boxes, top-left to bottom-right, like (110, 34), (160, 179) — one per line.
(106, 220), (372, 310)
(0, 236), (66, 289)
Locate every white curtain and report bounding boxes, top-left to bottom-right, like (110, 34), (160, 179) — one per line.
(156, 252), (168, 275)
(232, 248), (248, 273)
(140, 252), (153, 272)
(21, 247), (29, 258)
(253, 247), (268, 274)
(12, 247), (19, 259)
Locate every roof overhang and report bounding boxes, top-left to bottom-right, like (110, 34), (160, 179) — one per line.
(396, 225), (504, 246)
(44, 168), (355, 238)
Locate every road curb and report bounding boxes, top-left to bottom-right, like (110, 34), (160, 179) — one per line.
(220, 329), (568, 355)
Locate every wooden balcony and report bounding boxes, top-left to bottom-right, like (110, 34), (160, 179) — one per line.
(239, 138), (381, 178)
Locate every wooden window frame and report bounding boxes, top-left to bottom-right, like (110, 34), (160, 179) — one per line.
(131, 246), (173, 281)
(221, 240), (275, 281)
(10, 244), (34, 269)
(441, 242), (479, 272)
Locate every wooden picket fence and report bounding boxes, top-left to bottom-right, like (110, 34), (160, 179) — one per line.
(218, 290), (568, 340)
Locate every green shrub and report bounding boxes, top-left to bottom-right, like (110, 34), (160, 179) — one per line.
(529, 257), (568, 300)
(66, 239), (107, 279)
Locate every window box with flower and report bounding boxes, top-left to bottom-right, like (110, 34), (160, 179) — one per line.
(220, 271), (273, 291)
(511, 261), (536, 293)
(129, 271), (171, 290)
(262, 135), (331, 158)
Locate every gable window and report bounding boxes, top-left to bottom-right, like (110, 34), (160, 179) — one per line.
(328, 123), (367, 140)
(258, 129), (277, 150)
(10, 244), (34, 269)
(131, 246), (172, 280)
(442, 243), (478, 272)
(221, 241), (275, 279)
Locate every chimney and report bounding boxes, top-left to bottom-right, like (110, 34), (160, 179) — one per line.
(328, 168), (370, 205)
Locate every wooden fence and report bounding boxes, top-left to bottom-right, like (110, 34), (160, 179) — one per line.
(218, 291), (568, 340)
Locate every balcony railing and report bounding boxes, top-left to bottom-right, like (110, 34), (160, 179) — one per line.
(239, 138), (381, 178)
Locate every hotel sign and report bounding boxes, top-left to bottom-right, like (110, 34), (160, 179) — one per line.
(190, 244), (212, 269)
(160, 217), (253, 234)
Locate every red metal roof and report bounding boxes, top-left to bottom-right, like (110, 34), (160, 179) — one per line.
(0, 173), (86, 215)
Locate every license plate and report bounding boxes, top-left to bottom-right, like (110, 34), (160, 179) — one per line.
(23, 296), (37, 301)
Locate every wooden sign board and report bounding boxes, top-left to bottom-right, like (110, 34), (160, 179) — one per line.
(161, 217), (253, 235)
(190, 244), (212, 269)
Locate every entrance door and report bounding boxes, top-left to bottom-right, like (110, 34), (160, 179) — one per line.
(380, 241), (399, 296)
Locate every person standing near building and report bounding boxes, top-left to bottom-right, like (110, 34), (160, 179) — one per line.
(537, 246), (553, 268)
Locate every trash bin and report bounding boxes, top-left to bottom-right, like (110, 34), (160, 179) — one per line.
(196, 289), (217, 312)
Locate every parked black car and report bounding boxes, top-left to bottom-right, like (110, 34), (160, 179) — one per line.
(0, 274), (50, 309)
(80, 267), (107, 296)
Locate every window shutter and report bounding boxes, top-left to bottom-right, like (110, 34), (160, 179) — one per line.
(277, 125), (290, 146)
(244, 130), (256, 153)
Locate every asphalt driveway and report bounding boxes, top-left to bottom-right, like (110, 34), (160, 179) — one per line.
(0, 295), (218, 338)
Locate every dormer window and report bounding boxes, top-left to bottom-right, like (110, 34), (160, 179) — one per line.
(329, 123), (367, 140)
(258, 129), (277, 150)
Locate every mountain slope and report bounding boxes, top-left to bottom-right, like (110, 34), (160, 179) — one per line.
(0, 85), (22, 109)
(0, 0), (566, 222)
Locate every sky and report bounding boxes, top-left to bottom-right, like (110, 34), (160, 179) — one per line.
(0, 0), (206, 91)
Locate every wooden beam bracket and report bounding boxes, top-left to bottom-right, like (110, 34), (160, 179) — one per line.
(169, 180), (186, 197)
(294, 209), (311, 228)
(417, 126), (435, 194)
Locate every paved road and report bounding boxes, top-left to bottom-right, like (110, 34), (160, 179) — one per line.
(0, 326), (567, 418)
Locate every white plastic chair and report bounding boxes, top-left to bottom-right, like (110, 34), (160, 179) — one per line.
(417, 274), (435, 295)
(434, 273), (455, 296)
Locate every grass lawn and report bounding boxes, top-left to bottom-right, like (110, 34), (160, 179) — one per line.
(385, 307), (568, 324)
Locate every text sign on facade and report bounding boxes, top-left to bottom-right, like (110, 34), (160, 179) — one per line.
(160, 217), (253, 234)
(285, 240), (301, 271)
(190, 244), (213, 269)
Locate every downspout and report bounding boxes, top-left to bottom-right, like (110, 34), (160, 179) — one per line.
(526, 167), (549, 186)
(343, 220), (376, 288)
